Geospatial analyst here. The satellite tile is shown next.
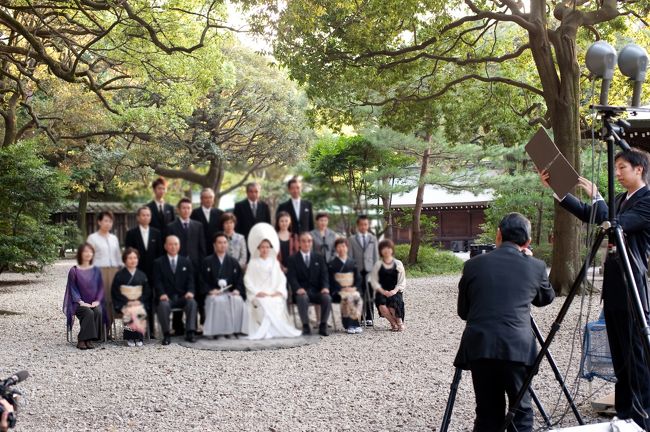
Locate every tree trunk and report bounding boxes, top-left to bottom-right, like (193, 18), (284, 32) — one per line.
(381, 190), (393, 240)
(78, 191), (88, 240)
(408, 141), (431, 265)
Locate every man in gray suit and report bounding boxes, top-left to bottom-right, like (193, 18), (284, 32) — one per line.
(348, 215), (378, 325)
(454, 213), (555, 432)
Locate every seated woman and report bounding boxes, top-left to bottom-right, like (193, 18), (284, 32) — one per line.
(63, 243), (107, 350)
(370, 239), (406, 332)
(244, 223), (302, 340)
(111, 247), (149, 347)
(328, 238), (363, 334)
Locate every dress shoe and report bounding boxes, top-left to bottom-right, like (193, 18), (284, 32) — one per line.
(318, 324), (329, 337)
(302, 325), (312, 336)
(162, 334), (171, 346)
(185, 331), (197, 343)
(76, 341), (88, 350)
(85, 341), (95, 349)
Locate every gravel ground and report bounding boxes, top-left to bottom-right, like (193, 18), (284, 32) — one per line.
(0, 260), (615, 431)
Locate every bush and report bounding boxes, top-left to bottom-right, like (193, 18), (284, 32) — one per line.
(394, 244), (465, 277)
(0, 142), (68, 274)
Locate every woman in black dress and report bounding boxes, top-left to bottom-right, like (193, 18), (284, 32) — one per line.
(111, 247), (150, 346)
(370, 239), (406, 331)
(276, 211), (299, 274)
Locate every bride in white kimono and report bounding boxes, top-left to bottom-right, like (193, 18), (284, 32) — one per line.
(245, 223), (302, 340)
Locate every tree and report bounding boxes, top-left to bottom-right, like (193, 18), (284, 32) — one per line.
(249, 0), (647, 293)
(149, 45), (313, 203)
(0, 141), (68, 275)
(0, 1), (228, 147)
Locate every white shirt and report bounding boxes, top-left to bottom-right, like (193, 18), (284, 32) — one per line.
(139, 225), (149, 250)
(292, 198), (301, 216)
(87, 232), (122, 268)
(302, 251), (310, 265)
(155, 199), (165, 213)
(626, 184), (646, 201)
(358, 233), (368, 248)
(217, 254), (226, 265)
(202, 207), (211, 222)
(168, 254), (178, 268)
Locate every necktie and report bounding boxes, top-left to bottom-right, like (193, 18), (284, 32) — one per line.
(159, 204), (163, 215)
(171, 257), (177, 273)
(362, 235), (366, 249)
(304, 253), (310, 268)
(183, 222), (189, 230)
(251, 202), (257, 217)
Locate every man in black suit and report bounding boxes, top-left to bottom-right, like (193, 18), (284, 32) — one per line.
(287, 232), (331, 336)
(166, 197), (206, 331)
(454, 213), (554, 432)
(124, 206), (164, 335)
(166, 197), (207, 266)
(147, 177), (175, 233)
(233, 182), (271, 239)
(153, 235), (198, 344)
(276, 177), (314, 235)
(191, 187), (224, 251)
(542, 148), (650, 429)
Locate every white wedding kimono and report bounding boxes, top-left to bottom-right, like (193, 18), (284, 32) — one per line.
(244, 256), (302, 339)
(245, 223), (302, 339)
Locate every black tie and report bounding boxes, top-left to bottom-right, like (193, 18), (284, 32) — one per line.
(159, 204), (163, 215)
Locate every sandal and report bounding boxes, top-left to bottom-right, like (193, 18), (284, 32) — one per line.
(76, 341), (88, 350)
(390, 324), (400, 332)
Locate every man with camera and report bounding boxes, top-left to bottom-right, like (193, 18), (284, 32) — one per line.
(0, 398), (13, 431)
(454, 212), (555, 432)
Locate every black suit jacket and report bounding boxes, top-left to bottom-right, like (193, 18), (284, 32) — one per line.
(124, 226), (163, 279)
(152, 255), (195, 301)
(111, 267), (151, 311)
(453, 243), (555, 369)
(287, 251), (329, 297)
(277, 199), (314, 234)
(560, 187), (650, 311)
(191, 207), (224, 251)
(201, 254), (245, 299)
(233, 199), (271, 239)
(147, 201), (175, 233)
(165, 219), (207, 266)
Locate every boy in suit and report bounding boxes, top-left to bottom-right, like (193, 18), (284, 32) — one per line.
(348, 215), (378, 325)
(147, 177), (175, 233)
(276, 177), (314, 235)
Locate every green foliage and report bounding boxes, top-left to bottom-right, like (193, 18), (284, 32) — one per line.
(394, 244), (464, 277)
(0, 142), (68, 274)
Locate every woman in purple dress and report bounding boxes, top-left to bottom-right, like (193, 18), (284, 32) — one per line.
(63, 243), (107, 349)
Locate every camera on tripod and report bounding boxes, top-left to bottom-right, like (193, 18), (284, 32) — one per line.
(0, 371), (29, 430)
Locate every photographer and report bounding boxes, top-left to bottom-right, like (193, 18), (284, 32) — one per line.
(454, 212), (555, 432)
(540, 148), (650, 429)
(0, 398), (14, 432)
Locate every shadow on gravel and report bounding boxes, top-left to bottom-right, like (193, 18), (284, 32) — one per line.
(0, 280), (37, 287)
(0, 310), (23, 316)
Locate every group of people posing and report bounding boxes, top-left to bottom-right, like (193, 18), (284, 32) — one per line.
(63, 177), (406, 350)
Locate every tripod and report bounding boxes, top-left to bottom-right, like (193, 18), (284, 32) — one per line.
(440, 317), (584, 431)
(497, 106), (650, 431)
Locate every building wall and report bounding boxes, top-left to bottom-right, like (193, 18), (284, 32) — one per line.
(390, 206), (487, 251)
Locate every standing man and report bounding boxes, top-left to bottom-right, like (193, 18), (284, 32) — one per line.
(125, 206), (164, 336)
(541, 148), (650, 429)
(287, 233), (331, 336)
(454, 213), (554, 432)
(153, 235), (198, 344)
(233, 182), (271, 239)
(166, 197), (206, 332)
(348, 214), (378, 326)
(147, 177), (175, 233)
(310, 212), (338, 262)
(276, 177), (314, 235)
(191, 187), (224, 253)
